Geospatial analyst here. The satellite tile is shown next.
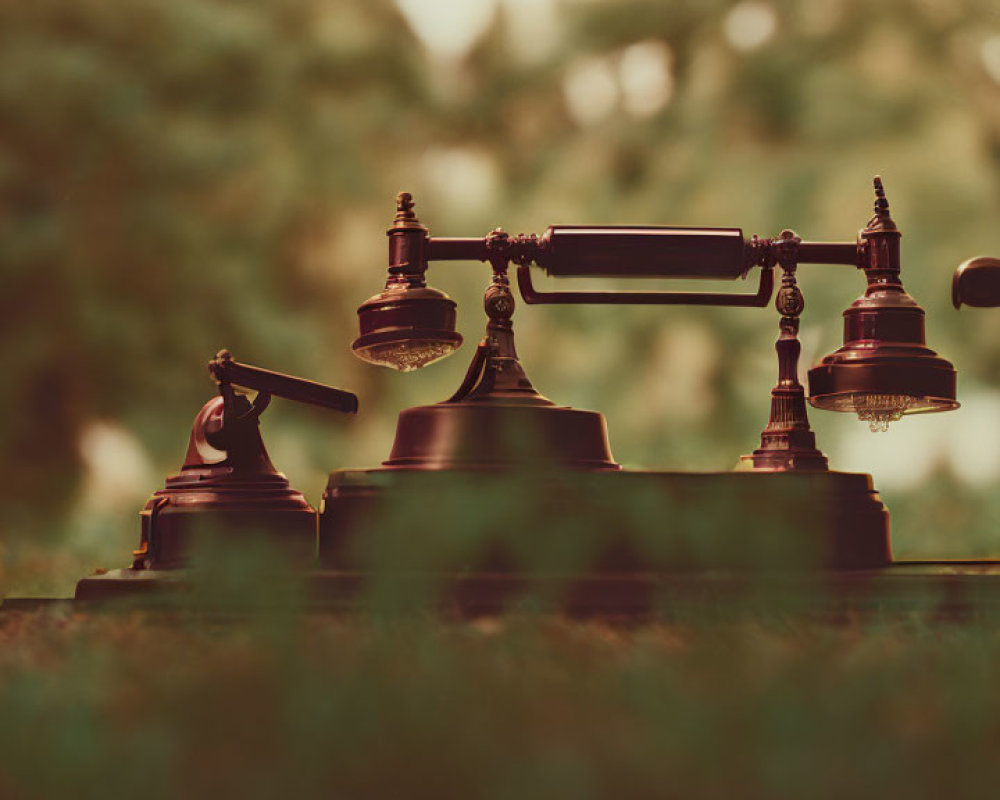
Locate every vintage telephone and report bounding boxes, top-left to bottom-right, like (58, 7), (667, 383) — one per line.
(317, 177), (956, 574)
(74, 178), (1000, 614)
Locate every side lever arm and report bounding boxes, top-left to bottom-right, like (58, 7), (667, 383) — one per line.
(208, 350), (359, 414)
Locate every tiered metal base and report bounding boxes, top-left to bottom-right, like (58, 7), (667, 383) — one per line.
(68, 468), (902, 614)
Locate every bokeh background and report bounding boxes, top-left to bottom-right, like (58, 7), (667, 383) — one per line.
(4, 0), (1000, 594)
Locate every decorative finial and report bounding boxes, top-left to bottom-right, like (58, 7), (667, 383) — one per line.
(873, 175), (890, 218)
(391, 191), (425, 230)
(396, 192), (415, 221)
(864, 175), (897, 234)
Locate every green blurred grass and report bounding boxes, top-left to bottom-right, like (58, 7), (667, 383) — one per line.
(0, 609), (998, 799)
(1, 474), (994, 798)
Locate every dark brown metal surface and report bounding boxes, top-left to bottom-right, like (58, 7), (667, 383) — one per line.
(352, 284), (463, 370)
(380, 227), (620, 471)
(532, 225), (747, 278)
(86, 353), (357, 586)
(130, 391), (317, 572)
(953, 256), (1000, 308)
(746, 231), (829, 471)
(807, 179), (959, 415)
(352, 195), (465, 370)
(209, 352), (358, 414)
(319, 468), (890, 572)
(382, 404), (618, 471)
(61, 560), (1000, 619)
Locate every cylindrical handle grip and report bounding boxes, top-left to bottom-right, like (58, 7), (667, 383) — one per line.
(953, 257), (1000, 308)
(534, 226), (748, 279)
(209, 352), (359, 414)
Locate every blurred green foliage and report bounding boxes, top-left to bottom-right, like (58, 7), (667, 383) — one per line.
(2, 609), (1000, 799)
(4, 0), (1000, 592)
